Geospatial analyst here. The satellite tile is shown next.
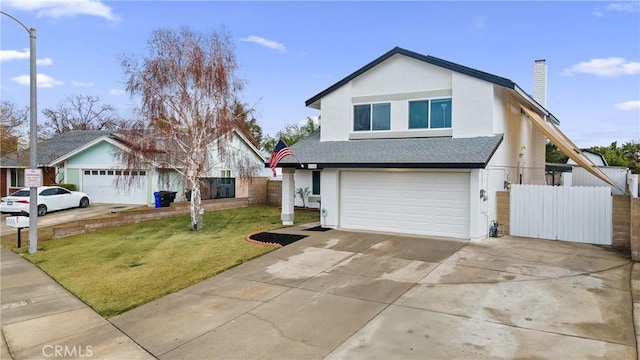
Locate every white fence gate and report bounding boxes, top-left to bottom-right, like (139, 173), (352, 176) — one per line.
(509, 185), (612, 245)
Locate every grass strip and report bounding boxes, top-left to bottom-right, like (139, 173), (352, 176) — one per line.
(19, 205), (319, 317)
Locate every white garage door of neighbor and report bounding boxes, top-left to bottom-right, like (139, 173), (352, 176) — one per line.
(340, 171), (470, 239)
(82, 169), (147, 204)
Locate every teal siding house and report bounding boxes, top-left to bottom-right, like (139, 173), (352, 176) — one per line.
(1, 130), (269, 205)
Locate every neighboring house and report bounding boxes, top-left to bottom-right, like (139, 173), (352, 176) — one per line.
(567, 150), (608, 167)
(546, 149), (608, 186)
(563, 149), (633, 196)
(1, 129), (270, 205)
(272, 47), (614, 240)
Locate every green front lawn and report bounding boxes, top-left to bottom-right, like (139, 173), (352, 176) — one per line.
(20, 206), (319, 317)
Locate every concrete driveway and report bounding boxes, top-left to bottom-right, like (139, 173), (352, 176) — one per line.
(110, 226), (635, 359)
(0, 203), (145, 236)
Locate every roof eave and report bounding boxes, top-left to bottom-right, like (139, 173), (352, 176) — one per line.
(514, 85), (560, 125)
(305, 46), (518, 109)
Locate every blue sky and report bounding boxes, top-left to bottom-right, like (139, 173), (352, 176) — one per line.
(1, 0), (639, 148)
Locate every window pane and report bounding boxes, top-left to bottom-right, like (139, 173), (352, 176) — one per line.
(10, 169), (24, 187)
(409, 101), (429, 129)
(353, 105), (371, 131)
(312, 171), (321, 195)
(372, 103), (390, 130)
(430, 99), (452, 128)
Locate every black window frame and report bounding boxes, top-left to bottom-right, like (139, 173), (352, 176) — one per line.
(353, 102), (391, 132)
(312, 171), (321, 195)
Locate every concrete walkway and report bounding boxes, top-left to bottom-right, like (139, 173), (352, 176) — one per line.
(0, 248), (153, 359)
(2, 226), (638, 359)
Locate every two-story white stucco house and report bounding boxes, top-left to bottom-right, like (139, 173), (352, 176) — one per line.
(273, 47), (612, 240)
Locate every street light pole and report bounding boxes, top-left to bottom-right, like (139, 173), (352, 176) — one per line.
(1, 11), (39, 253)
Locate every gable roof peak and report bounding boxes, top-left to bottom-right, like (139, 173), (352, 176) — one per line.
(305, 46), (517, 108)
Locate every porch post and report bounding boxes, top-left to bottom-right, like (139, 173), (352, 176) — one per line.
(281, 168), (295, 225)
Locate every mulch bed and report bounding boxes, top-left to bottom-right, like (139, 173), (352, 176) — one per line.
(305, 226), (332, 232)
(246, 231), (308, 247)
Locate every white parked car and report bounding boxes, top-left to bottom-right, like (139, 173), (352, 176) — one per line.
(0, 186), (91, 216)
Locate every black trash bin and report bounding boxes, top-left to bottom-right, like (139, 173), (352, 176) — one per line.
(158, 191), (177, 207)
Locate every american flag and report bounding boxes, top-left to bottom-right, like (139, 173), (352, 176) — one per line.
(269, 139), (294, 176)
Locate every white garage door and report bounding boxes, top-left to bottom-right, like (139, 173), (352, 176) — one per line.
(82, 169), (147, 204)
(340, 171), (470, 239)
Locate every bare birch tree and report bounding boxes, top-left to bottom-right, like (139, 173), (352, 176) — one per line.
(117, 26), (255, 230)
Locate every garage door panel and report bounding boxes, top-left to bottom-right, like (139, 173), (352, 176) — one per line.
(83, 170), (147, 205)
(340, 171), (470, 239)
(372, 204), (400, 213)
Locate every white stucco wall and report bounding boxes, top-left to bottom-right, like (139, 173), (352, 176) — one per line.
(293, 170), (321, 209)
(319, 169), (339, 228)
(451, 73), (494, 138)
(320, 84), (353, 142)
(487, 88), (536, 187)
(320, 54), (494, 142)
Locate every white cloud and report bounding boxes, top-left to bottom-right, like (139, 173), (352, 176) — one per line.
(593, 2), (640, 17)
(12, 74), (64, 88)
(109, 89), (126, 96)
(562, 57), (640, 77)
(4, 0), (120, 21)
(615, 100), (640, 110)
(240, 36), (286, 53)
(605, 2), (640, 13)
(0, 48), (30, 61)
(1, 49), (53, 66)
(71, 80), (94, 87)
(37, 58), (53, 66)
(472, 15), (489, 30)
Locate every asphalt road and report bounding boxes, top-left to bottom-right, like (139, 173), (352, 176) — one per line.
(0, 203), (147, 236)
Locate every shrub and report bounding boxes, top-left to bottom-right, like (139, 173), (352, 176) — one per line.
(295, 187), (310, 208)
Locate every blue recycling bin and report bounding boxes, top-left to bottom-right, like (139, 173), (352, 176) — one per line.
(153, 191), (161, 208)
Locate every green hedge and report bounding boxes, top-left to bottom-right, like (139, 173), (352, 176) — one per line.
(56, 183), (77, 191)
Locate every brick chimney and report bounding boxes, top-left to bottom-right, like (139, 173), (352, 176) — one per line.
(532, 59), (547, 185)
(533, 59), (547, 107)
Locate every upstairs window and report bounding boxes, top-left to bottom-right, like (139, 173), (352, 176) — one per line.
(354, 103), (391, 131)
(409, 98), (452, 129)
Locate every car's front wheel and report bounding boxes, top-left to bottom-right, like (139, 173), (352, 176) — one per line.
(37, 204), (47, 216)
(79, 197), (90, 208)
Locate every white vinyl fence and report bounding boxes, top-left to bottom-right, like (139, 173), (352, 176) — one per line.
(509, 185), (612, 245)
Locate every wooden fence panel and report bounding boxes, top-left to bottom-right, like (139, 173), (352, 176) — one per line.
(510, 185), (612, 245)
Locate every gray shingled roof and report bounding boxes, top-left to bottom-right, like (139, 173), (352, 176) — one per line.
(276, 131), (503, 169)
(1, 130), (112, 167)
